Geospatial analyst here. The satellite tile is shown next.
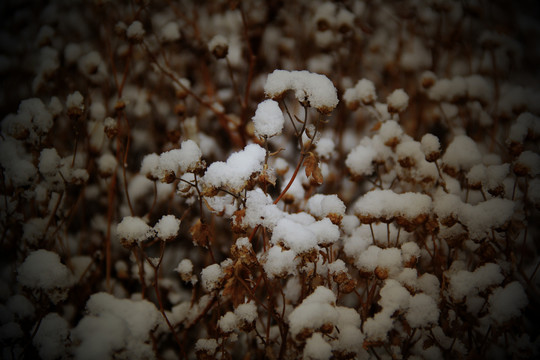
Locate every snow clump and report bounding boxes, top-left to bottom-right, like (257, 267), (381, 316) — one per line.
(116, 216), (152, 246)
(252, 99), (285, 138)
(442, 135), (482, 174)
(153, 214), (181, 241)
(202, 144), (266, 193)
(288, 286), (338, 338)
(489, 281), (528, 324)
(353, 189), (432, 225)
(201, 263), (224, 292)
(155, 139), (203, 182)
(126, 20), (145, 41)
(71, 292), (161, 360)
(264, 69), (339, 114)
(17, 250), (74, 304)
(446, 262), (504, 301)
(387, 88), (409, 113)
(343, 78), (377, 108)
(33, 313), (70, 360)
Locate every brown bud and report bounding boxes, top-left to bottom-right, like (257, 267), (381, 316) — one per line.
(375, 266), (389, 280)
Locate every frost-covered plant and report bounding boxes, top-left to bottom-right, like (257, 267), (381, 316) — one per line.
(1, 1), (539, 359)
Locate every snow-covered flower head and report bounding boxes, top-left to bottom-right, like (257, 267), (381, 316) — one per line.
(264, 70), (338, 114)
(252, 99), (285, 138)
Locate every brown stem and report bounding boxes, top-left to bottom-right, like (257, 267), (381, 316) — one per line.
(142, 42), (243, 148)
(105, 173), (117, 292)
(133, 247), (147, 298)
(151, 242), (186, 358)
(274, 153), (306, 205)
(120, 110), (135, 216)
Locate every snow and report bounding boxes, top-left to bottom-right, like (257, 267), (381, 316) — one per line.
(397, 268), (419, 288)
(428, 76), (467, 102)
(154, 214), (181, 241)
(334, 324), (364, 355)
(447, 262), (504, 301)
(315, 137), (335, 159)
(288, 286), (338, 338)
(160, 22), (180, 42)
(78, 51), (106, 81)
(174, 259), (193, 277)
(33, 313), (69, 360)
(336, 7), (355, 31)
(401, 37), (432, 71)
(433, 192), (462, 222)
(271, 217), (319, 254)
(327, 259), (347, 276)
(201, 263), (223, 292)
(64, 43), (82, 65)
(303, 332), (332, 360)
(310, 218), (340, 246)
(22, 217), (47, 245)
(7, 294), (34, 319)
(343, 78), (377, 107)
(459, 198), (515, 240)
(363, 279), (413, 341)
(33, 47), (59, 92)
(406, 293), (439, 328)
(508, 112), (539, 143)
(489, 281), (528, 323)
(205, 193), (237, 216)
(376, 247), (404, 277)
(314, 2), (337, 29)
(235, 301), (257, 323)
(157, 139), (202, 180)
(396, 140), (424, 167)
(264, 69), (339, 113)
(252, 99), (285, 138)
(387, 88), (409, 113)
(2, 98), (54, 145)
(126, 20), (145, 41)
(530, 178), (540, 206)
(363, 309), (394, 341)
(379, 279), (411, 312)
(0, 322), (23, 340)
(140, 153), (160, 180)
(379, 120), (403, 146)
(263, 245), (298, 279)
(343, 226), (373, 261)
(97, 153), (117, 177)
(345, 144), (377, 177)
(353, 189), (432, 222)
(515, 150), (540, 176)
(467, 164), (487, 187)
(401, 242), (421, 263)
(39, 148), (61, 177)
(485, 163), (509, 191)
(0, 138), (37, 187)
(442, 135), (482, 173)
(208, 34), (229, 53)
(66, 91), (84, 110)
(218, 311), (238, 333)
(465, 75), (494, 104)
(104, 117), (117, 134)
(17, 250), (74, 303)
(71, 292), (160, 360)
(116, 216), (152, 246)
(306, 194), (346, 218)
(202, 143), (265, 192)
(195, 338), (218, 353)
(420, 133), (441, 160)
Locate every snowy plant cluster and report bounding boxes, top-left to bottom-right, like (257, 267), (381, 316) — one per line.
(1, 0), (540, 359)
